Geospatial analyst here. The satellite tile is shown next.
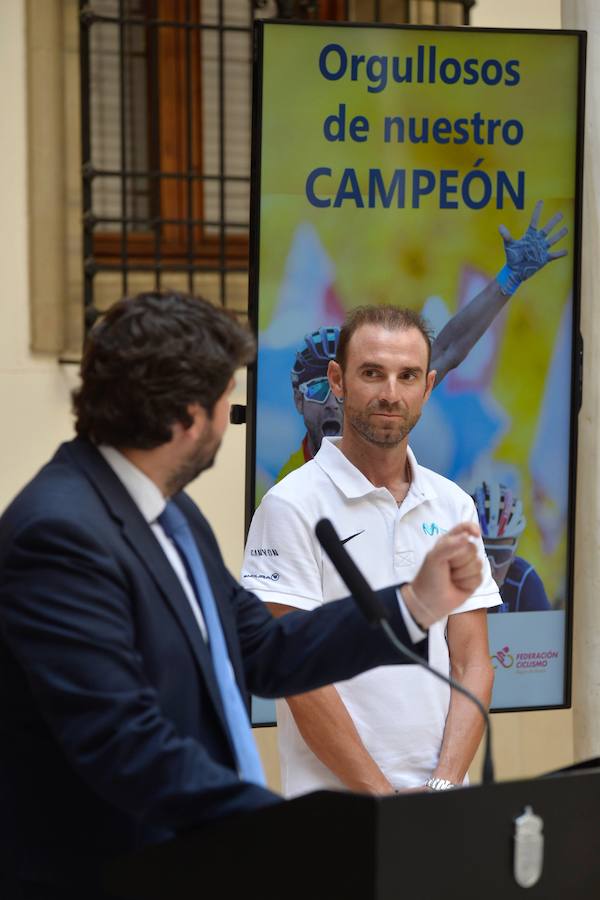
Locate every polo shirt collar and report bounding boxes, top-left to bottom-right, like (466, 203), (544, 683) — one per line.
(315, 436), (437, 504)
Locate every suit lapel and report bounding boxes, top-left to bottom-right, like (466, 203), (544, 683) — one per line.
(60, 439), (234, 745)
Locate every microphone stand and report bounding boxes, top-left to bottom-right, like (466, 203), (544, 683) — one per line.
(379, 618), (494, 785)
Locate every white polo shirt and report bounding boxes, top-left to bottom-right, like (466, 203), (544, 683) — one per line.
(242, 437), (500, 796)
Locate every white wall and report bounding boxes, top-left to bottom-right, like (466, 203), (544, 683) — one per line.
(0, 0), (248, 577)
(472, 0), (561, 29)
(0, 1), (76, 511)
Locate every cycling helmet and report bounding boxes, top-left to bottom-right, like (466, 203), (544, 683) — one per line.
(291, 326), (340, 388)
(472, 482), (526, 539)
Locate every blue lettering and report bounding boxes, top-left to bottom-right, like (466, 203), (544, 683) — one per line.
(349, 115), (369, 142)
(408, 118), (428, 143)
(463, 58), (479, 85)
(440, 170), (459, 209)
(319, 43), (346, 81)
(453, 118), (469, 144)
(334, 168), (364, 208)
(440, 57), (461, 84)
(502, 119), (524, 145)
(462, 161), (492, 210)
(306, 167), (332, 208)
(497, 170), (525, 210)
(366, 55), (387, 93)
(350, 54), (366, 82)
(481, 59), (503, 86)
(384, 116), (404, 143)
(432, 118), (452, 144)
(412, 169), (436, 208)
(368, 169), (406, 208)
(505, 60), (520, 86)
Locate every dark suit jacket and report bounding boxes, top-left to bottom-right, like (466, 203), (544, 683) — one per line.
(0, 438), (426, 888)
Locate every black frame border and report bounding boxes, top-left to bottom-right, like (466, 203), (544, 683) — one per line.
(247, 19), (588, 720)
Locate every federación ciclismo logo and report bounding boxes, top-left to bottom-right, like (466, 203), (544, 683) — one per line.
(491, 645), (514, 669)
(491, 644), (560, 671)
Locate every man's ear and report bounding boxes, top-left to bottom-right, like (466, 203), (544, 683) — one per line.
(423, 369), (437, 404)
(184, 403), (209, 437)
(328, 360), (343, 399)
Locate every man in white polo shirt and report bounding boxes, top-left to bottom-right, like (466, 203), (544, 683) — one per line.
(242, 305), (501, 796)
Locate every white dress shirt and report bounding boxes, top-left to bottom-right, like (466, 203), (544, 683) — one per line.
(99, 445), (208, 640)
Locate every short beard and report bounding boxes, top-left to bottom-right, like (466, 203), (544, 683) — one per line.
(346, 401), (421, 448)
(165, 419), (221, 495)
(165, 450), (217, 496)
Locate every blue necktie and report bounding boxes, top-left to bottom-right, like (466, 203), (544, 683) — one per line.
(158, 501), (266, 787)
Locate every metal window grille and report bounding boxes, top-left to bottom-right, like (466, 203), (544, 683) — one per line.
(79, 0), (473, 330)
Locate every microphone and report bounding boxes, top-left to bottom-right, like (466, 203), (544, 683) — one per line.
(315, 517), (495, 786)
(315, 519), (390, 626)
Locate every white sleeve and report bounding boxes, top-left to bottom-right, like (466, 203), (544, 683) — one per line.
(450, 498), (502, 615)
(241, 492), (323, 612)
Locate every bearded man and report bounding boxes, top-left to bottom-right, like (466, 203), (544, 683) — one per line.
(0, 293), (485, 898)
(243, 305), (501, 797)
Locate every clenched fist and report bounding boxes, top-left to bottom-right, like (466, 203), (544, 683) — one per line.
(401, 523), (483, 629)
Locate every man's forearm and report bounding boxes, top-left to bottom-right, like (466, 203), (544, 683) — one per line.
(266, 600), (394, 794)
(286, 684), (395, 795)
(432, 201), (568, 386)
(431, 279), (508, 385)
(431, 661), (494, 784)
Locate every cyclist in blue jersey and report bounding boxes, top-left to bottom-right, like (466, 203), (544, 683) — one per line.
(472, 481), (551, 613)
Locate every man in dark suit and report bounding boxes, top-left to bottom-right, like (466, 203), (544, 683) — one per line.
(0, 292), (483, 899)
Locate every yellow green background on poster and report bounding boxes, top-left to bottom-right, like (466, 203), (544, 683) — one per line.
(254, 22), (581, 614)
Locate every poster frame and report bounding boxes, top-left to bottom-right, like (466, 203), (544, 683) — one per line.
(246, 20), (587, 720)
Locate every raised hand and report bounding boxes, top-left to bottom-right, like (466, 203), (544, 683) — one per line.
(402, 523), (483, 629)
(497, 200), (568, 296)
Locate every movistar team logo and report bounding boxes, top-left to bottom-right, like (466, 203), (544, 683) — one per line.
(422, 522), (448, 536)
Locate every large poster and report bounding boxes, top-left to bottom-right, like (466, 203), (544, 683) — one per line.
(249, 22), (584, 714)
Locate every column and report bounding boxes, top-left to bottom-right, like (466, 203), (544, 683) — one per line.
(562, 0), (600, 760)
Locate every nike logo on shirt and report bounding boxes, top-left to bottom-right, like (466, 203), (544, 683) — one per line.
(340, 530), (365, 545)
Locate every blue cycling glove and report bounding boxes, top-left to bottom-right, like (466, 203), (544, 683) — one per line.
(496, 200), (568, 297)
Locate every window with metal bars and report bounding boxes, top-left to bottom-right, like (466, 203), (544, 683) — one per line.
(80, 0), (255, 326)
(79, 0), (473, 327)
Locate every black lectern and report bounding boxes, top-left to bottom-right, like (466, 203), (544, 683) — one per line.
(105, 765), (600, 899)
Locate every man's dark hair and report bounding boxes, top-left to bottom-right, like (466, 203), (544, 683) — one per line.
(336, 305), (434, 372)
(73, 291), (256, 449)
